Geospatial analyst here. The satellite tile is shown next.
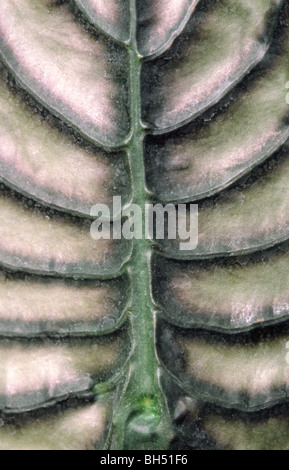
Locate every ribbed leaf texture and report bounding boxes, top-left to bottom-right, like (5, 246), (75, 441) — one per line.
(0, 0), (288, 450)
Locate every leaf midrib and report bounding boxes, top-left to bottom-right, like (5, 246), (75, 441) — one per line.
(109, 0), (171, 450)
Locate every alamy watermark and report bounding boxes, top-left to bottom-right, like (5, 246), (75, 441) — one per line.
(90, 196), (198, 251)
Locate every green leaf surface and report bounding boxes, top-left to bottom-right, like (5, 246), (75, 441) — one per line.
(0, 0), (130, 147)
(0, 191), (131, 277)
(145, 22), (289, 202)
(201, 409), (289, 450)
(137, 0), (200, 58)
(159, 323), (289, 411)
(0, 65), (131, 217)
(172, 398), (289, 450)
(0, 401), (110, 450)
(142, 0), (282, 131)
(74, 0), (130, 43)
(0, 332), (129, 412)
(161, 146), (289, 259)
(153, 249), (289, 333)
(0, 274), (129, 336)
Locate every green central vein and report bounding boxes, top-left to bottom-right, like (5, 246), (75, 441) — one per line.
(110, 0), (172, 450)
(128, 0), (154, 384)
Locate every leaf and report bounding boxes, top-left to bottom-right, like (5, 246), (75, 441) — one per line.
(160, 145), (289, 259)
(0, 402), (110, 450)
(158, 321), (289, 411)
(137, 0), (200, 58)
(0, 332), (128, 412)
(0, 274), (129, 336)
(0, 0), (130, 147)
(142, 0), (283, 131)
(153, 250), (289, 333)
(0, 64), (131, 217)
(0, 191), (131, 277)
(75, 0), (130, 43)
(199, 409), (289, 450)
(171, 397), (289, 450)
(0, 0), (288, 450)
(145, 24), (289, 202)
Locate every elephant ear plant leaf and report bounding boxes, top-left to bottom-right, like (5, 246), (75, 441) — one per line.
(0, 0), (288, 450)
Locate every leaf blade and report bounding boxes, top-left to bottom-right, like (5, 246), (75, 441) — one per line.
(75, 0), (130, 43)
(0, 0), (130, 147)
(142, 0), (283, 131)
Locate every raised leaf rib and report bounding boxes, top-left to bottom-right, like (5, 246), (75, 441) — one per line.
(0, 66), (130, 217)
(201, 409), (289, 450)
(74, 0), (130, 43)
(0, 402), (109, 450)
(145, 23), (289, 203)
(160, 146), (289, 259)
(159, 323), (289, 411)
(0, 275), (129, 336)
(153, 250), (289, 333)
(142, 0), (282, 132)
(0, 332), (128, 412)
(0, 192), (131, 278)
(137, 0), (200, 58)
(0, 0), (130, 147)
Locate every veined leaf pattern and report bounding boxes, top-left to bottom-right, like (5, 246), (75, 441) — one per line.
(0, 0), (288, 450)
